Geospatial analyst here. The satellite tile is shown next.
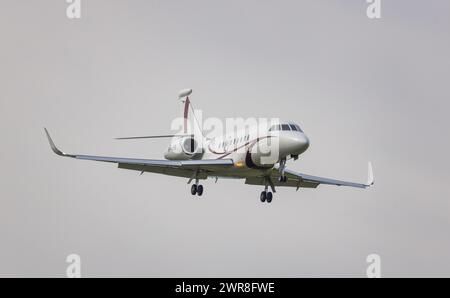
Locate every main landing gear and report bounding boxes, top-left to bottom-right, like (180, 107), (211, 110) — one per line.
(190, 182), (204, 196)
(260, 191), (273, 203)
(260, 179), (275, 204)
(188, 171), (204, 197)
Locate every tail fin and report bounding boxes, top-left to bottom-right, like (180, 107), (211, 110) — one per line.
(115, 89), (198, 141)
(178, 89), (206, 139)
(178, 88), (192, 134)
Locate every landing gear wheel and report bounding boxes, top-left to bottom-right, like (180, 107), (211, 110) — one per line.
(197, 185), (204, 196)
(260, 191), (267, 202)
(266, 192), (273, 203)
(191, 184), (197, 195)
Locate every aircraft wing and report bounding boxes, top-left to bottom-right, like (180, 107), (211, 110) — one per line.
(246, 163), (374, 190)
(44, 129), (233, 178)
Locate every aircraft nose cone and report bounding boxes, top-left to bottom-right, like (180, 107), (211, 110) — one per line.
(296, 134), (310, 153)
(284, 133), (309, 155)
(276, 132), (310, 158)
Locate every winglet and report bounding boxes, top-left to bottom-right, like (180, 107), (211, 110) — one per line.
(366, 161), (374, 188)
(44, 128), (73, 157)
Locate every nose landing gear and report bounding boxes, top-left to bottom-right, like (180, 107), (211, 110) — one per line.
(278, 158), (287, 183)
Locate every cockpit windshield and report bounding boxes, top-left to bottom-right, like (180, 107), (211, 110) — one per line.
(269, 125), (280, 131)
(269, 124), (303, 132)
(289, 124), (303, 132)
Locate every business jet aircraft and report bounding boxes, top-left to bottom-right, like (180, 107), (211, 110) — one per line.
(44, 89), (373, 203)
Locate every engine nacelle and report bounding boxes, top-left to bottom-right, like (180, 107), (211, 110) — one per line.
(164, 136), (203, 160)
(245, 139), (278, 168)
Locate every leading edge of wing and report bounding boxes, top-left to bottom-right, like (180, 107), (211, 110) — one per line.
(285, 162), (374, 189)
(44, 128), (234, 168)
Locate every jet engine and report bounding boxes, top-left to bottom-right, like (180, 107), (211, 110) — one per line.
(164, 136), (203, 160)
(245, 139), (278, 168)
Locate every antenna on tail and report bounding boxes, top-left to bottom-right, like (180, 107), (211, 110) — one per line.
(178, 88), (193, 101)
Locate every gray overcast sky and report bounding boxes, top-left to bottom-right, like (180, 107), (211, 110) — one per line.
(1, 0), (449, 277)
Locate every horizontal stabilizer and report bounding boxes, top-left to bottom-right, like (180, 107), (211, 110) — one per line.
(115, 134), (193, 140)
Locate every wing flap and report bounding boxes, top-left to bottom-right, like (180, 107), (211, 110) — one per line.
(279, 164), (374, 189)
(260, 163), (374, 190)
(245, 177), (319, 188)
(118, 163), (198, 178)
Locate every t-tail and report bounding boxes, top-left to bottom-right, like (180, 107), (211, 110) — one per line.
(114, 88), (198, 140)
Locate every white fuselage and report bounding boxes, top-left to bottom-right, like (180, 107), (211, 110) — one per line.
(164, 121), (310, 178)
